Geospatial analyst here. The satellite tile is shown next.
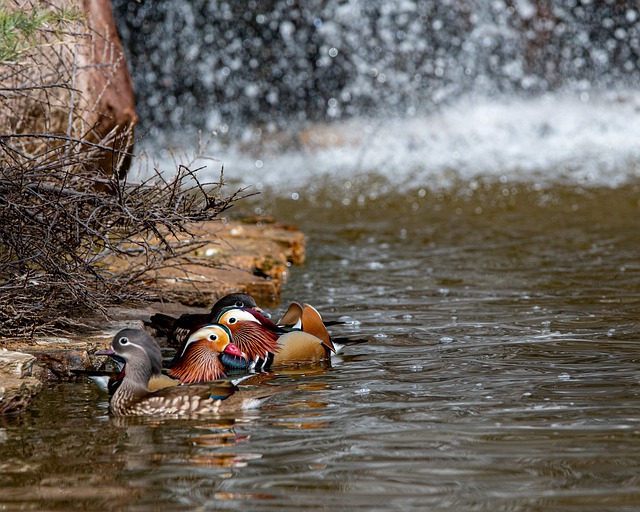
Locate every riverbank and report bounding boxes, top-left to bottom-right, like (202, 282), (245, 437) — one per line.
(0, 216), (305, 413)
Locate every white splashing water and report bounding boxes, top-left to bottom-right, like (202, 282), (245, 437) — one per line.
(139, 91), (640, 196)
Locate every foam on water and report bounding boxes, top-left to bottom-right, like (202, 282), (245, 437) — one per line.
(140, 91), (640, 196)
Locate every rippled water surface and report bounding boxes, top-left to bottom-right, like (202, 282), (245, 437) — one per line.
(2, 181), (640, 511)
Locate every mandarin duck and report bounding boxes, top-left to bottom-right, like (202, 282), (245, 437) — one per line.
(89, 329), (178, 394)
(277, 301), (367, 354)
(147, 293), (266, 347)
(215, 304), (336, 370)
(167, 324), (246, 384)
(96, 328), (286, 417)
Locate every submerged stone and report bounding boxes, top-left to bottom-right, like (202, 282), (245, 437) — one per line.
(0, 350), (42, 415)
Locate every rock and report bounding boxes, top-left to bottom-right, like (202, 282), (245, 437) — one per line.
(0, 377), (43, 415)
(0, 350), (42, 415)
(239, 119), (364, 155)
(73, 0), (138, 177)
(106, 217), (306, 307)
(0, 350), (36, 379)
(31, 349), (94, 383)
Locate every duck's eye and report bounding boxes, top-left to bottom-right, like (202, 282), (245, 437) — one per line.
(228, 317), (237, 324)
(120, 337), (129, 345)
(208, 334), (218, 341)
(234, 301), (244, 307)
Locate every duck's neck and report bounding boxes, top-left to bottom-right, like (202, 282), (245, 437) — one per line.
(235, 324), (281, 361)
(168, 344), (225, 384)
(110, 360), (152, 414)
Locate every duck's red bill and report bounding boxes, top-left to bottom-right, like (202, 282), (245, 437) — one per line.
(223, 342), (245, 358)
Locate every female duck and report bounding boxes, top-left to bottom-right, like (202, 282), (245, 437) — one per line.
(96, 329), (281, 417)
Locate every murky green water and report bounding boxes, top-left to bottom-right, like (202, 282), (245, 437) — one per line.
(2, 180), (640, 511)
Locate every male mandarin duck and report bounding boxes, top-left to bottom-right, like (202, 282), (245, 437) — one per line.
(96, 328), (285, 417)
(276, 301), (366, 354)
(215, 308), (282, 367)
(215, 303), (336, 369)
(147, 293), (266, 347)
(167, 324), (246, 384)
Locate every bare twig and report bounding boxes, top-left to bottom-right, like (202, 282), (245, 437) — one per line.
(0, 2), (250, 337)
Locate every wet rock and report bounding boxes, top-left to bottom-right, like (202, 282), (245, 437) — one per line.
(31, 350), (94, 383)
(0, 350), (42, 415)
(0, 378), (43, 415)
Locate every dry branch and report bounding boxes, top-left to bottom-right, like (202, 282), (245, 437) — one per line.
(0, 2), (252, 337)
(0, 140), (253, 336)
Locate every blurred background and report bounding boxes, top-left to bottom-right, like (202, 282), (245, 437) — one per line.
(111, 0), (640, 193)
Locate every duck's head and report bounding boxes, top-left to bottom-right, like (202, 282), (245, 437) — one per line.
(209, 293), (270, 321)
(97, 328), (161, 362)
(215, 307), (282, 363)
(95, 329), (163, 387)
(168, 324), (245, 384)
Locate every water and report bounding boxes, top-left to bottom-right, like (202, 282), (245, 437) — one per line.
(2, 183), (640, 510)
(125, 1), (640, 200)
(3, 1), (640, 509)
(113, 0), (640, 135)
(165, 92), (640, 196)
